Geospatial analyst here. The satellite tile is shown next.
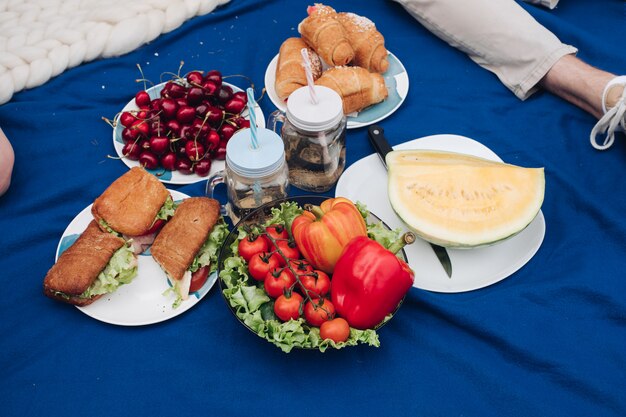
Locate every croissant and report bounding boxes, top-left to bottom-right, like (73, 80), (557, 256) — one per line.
(315, 66), (388, 114)
(337, 12), (389, 73)
(298, 4), (354, 67)
(275, 37), (322, 101)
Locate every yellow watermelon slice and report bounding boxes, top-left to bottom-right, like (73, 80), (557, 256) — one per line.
(386, 150), (545, 248)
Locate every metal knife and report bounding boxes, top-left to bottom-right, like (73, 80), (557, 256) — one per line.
(367, 124), (453, 278)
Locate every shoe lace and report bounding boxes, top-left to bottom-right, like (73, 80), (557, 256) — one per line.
(590, 83), (626, 150)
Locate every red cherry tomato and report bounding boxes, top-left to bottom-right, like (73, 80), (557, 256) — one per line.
(304, 298), (335, 327)
(247, 252), (281, 281)
(274, 292), (304, 322)
(274, 240), (301, 265)
(264, 268), (296, 298)
(288, 259), (314, 277)
(238, 234), (270, 262)
(320, 317), (350, 343)
(189, 265), (210, 293)
(298, 270), (331, 298)
(265, 224), (289, 247)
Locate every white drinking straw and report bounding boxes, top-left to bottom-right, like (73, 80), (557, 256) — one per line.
(300, 48), (318, 105)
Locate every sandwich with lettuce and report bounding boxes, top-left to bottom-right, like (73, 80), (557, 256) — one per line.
(43, 220), (138, 306)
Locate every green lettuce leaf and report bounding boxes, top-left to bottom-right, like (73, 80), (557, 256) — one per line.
(156, 195), (177, 220)
(189, 217), (229, 273)
(81, 245), (138, 298)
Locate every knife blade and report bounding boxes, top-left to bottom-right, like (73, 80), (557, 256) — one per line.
(367, 124), (453, 278)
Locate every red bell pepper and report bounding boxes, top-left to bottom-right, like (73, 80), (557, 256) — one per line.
(291, 197), (367, 274)
(331, 234), (415, 329)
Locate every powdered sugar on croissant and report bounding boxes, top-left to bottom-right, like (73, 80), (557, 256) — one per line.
(298, 4), (354, 67)
(338, 12), (389, 73)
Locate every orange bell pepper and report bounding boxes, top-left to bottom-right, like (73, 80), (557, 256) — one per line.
(291, 197), (367, 274)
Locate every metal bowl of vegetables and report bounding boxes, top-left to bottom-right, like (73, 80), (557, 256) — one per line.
(216, 195), (414, 353)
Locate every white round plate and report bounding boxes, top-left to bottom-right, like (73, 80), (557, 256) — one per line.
(55, 190), (218, 325)
(264, 51), (409, 129)
(113, 81), (265, 185)
(335, 134), (546, 293)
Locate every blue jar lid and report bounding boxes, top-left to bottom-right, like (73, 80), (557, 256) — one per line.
(226, 128), (285, 178)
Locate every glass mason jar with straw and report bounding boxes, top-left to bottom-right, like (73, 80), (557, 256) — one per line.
(207, 88), (289, 224)
(269, 48), (347, 193)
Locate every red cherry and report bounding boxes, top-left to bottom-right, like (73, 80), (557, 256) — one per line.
(139, 151), (159, 169)
(135, 91), (151, 108)
(177, 106), (196, 124)
(232, 91), (247, 103)
(185, 140), (205, 161)
(122, 142), (141, 160)
(186, 71), (204, 86)
(167, 82), (187, 99)
(217, 85), (233, 103)
(175, 157), (193, 174)
(204, 70), (223, 88)
(224, 98), (246, 114)
(121, 127), (139, 144)
(150, 98), (161, 111)
(180, 125), (193, 140)
(120, 112), (136, 127)
(160, 98), (178, 120)
(206, 129), (220, 150)
(194, 159), (212, 176)
(149, 136), (170, 155)
(201, 80), (219, 96)
(206, 106), (224, 126)
(214, 145), (226, 160)
(131, 119), (150, 137)
(160, 152), (178, 171)
(195, 102), (209, 118)
(186, 87), (204, 106)
(218, 123), (236, 141)
(165, 119), (181, 137)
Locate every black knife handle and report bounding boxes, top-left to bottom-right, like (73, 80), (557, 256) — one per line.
(367, 124), (393, 168)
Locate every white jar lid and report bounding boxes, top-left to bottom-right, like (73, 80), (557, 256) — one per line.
(286, 85), (344, 131)
(226, 128), (285, 178)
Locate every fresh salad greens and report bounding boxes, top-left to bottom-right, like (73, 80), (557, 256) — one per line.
(219, 200), (403, 353)
(80, 244), (138, 298)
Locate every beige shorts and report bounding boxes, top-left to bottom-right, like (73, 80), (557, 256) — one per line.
(393, 0), (577, 100)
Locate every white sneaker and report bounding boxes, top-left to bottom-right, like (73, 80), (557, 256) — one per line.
(590, 75), (626, 150)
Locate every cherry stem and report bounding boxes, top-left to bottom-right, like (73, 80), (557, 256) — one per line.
(262, 229), (319, 305)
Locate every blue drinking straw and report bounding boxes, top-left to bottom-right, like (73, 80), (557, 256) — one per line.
(246, 87), (259, 149)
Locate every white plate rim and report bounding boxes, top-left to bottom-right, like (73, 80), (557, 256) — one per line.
(55, 190), (217, 326)
(112, 81), (265, 185)
(335, 134), (546, 293)
(263, 50), (409, 129)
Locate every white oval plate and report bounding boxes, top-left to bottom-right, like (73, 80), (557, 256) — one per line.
(335, 134), (546, 293)
(113, 81), (265, 185)
(264, 51), (409, 129)
(55, 190), (218, 325)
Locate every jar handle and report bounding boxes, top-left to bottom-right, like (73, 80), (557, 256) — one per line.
(268, 110), (286, 134)
(205, 170), (228, 217)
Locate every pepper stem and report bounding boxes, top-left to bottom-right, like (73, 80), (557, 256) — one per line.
(387, 232), (416, 254)
(304, 204), (325, 220)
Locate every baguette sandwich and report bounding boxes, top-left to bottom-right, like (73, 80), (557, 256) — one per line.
(44, 220), (138, 306)
(92, 167), (175, 253)
(151, 197), (225, 307)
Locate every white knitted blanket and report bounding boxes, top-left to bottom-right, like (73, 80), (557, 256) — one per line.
(0, 0), (230, 105)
